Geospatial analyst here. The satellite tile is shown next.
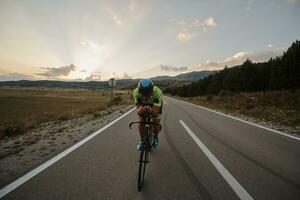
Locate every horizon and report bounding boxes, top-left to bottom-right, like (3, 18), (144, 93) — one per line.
(0, 0), (299, 81)
(0, 68), (216, 82)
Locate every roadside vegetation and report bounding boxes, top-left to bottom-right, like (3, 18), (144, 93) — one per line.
(166, 41), (299, 96)
(166, 40), (300, 134)
(0, 88), (132, 139)
(175, 90), (300, 134)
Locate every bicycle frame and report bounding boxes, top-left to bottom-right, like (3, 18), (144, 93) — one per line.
(129, 112), (161, 191)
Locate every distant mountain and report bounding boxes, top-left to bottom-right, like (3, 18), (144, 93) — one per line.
(0, 80), (108, 89)
(173, 70), (217, 81)
(116, 70), (217, 90)
(151, 70), (217, 81)
(0, 70), (217, 90)
(150, 75), (172, 81)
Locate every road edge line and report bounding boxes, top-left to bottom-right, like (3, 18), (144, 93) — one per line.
(0, 107), (136, 199)
(179, 120), (254, 200)
(172, 97), (300, 141)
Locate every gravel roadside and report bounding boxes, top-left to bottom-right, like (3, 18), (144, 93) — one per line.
(0, 105), (134, 188)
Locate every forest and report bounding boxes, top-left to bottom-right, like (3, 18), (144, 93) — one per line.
(166, 41), (300, 97)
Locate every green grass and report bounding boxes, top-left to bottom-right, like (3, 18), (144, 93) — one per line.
(0, 88), (132, 138)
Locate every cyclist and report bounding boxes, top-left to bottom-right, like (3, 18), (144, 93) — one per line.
(133, 79), (163, 150)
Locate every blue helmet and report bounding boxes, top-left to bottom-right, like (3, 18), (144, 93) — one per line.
(138, 79), (153, 96)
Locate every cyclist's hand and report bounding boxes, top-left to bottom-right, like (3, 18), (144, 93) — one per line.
(137, 106), (145, 116)
(137, 105), (152, 116)
(144, 105), (152, 113)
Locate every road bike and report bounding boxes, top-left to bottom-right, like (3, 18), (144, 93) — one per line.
(129, 111), (161, 191)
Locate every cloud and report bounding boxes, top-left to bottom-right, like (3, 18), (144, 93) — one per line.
(204, 17), (216, 27)
(121, 72), (132, 79)
(224, 51), (254, 64)
(0, 72), (36, 81)
(127, 45), (287, 79)
(191, 20), (201, 27)
(85, 72), (101, 81)
(160, 65), (188, 72)
(189, 61), (224, 71)
(104, 0), (150, 30)
(176, 32), (192, 42)
(246, 48), (286, 62)
(129, 0), (137, 11)
(177, 20), (187, 26)
(174, 16), (216, 42)
(37, 64), (76, 78)
(81, 39), (104, 54)
(189, 47), (286, 71)
(113, 15), (123, 25)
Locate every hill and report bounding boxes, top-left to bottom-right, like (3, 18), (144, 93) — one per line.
(0, 70), (216, 90)
(150, 70), (217, 81)
(0, 80), (108, 89)
(167, 40), (300, 97)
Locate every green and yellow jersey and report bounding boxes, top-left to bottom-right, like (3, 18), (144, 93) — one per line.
(133, 86), (163, 108)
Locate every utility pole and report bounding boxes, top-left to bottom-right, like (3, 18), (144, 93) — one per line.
(111, 79), (114, 101)
(108, 78), (117, 110)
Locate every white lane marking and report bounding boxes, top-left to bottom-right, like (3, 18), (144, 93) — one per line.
(164, 101), (167, 105)
(173, 97), (300, 141)
(179, 120), (254, 200)
(0, 107), (136, 199)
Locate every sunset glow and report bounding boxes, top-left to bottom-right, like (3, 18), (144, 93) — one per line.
(0, 0), (299, 81)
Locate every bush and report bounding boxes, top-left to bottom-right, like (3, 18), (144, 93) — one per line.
(58, 113), (72, 121)
(218, 90), (234, 97)
(107, 96), (123, 107)
(206, 95), (213, 101)
(2, 122), (26, 138)
(93, 112), (102, 118)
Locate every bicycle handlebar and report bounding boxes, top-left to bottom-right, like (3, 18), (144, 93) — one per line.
(129, 121), (162, 130)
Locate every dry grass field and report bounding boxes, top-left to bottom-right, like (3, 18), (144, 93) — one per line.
(0, 87), (132, 139)
(175, 90), (300, 134)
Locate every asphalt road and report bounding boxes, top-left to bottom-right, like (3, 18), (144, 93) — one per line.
(1, 97), (300, 200)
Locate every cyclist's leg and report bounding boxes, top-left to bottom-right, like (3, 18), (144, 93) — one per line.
(152, 114), (161, 137)
(137, 115), (146, 150)
(152, 102), (162, 137)
(138, 115), (146, 139)
(150, 115), (161, 148)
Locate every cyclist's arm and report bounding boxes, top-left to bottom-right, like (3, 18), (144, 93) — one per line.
(133, 88), (140, 105)
(133, 89), (144, 115)
(152, 88), (163, 115)
(152, 102), (161, 115)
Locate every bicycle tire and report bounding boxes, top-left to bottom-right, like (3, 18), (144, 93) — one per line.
(137, 126), (152, 191)
(138, 148), (145, 191)
(143, 146), (149, 180)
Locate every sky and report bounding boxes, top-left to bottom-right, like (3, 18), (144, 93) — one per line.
(0, 0), (299, 81)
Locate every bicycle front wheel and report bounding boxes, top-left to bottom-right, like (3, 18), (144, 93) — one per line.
(138, 149), (146, 191)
